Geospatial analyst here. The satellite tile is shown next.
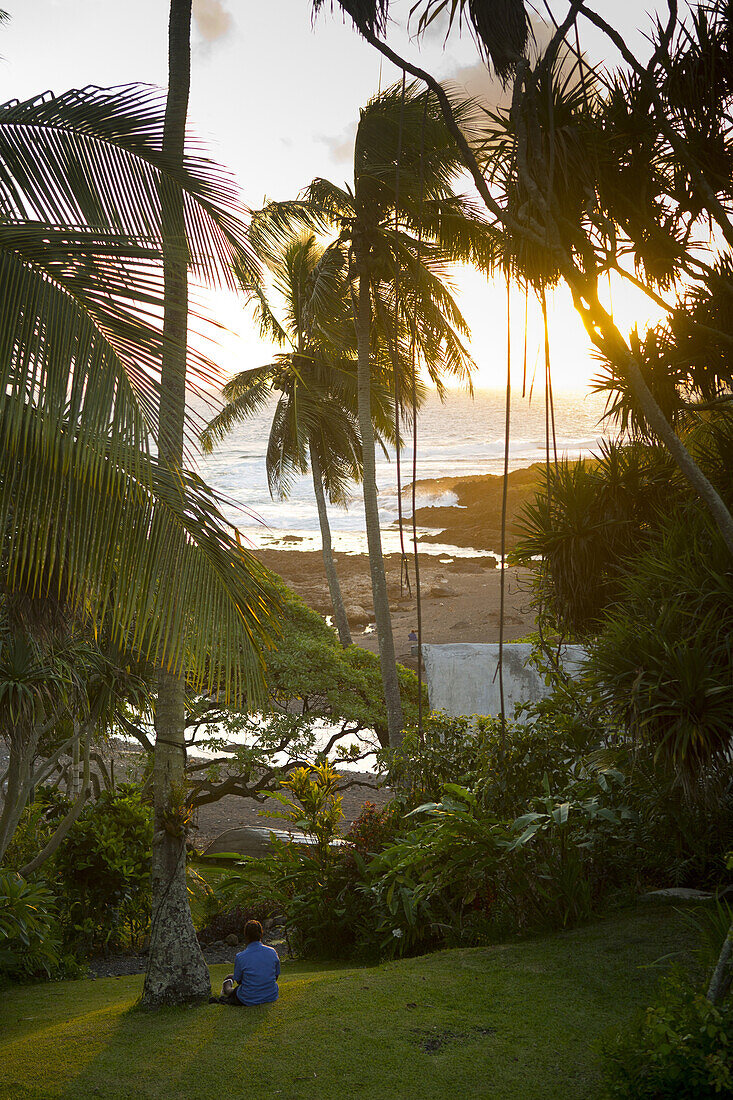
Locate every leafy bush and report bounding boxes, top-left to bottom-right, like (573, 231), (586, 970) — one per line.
(369, 761), (635, 956)
(588, 507), (733, 782)
(619, 749), (733, 888)
(53, 784), (152, 954)
(0, 871), (67, 980)
(385, 702), (598, 815)
(2, 785), (73, 872)
(196, 875), (282, 943)
(602, 974), (733, 1098)
(231, 773), (401, 961)
(368, 786), (506, 957)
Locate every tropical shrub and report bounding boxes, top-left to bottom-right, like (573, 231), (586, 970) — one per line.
(611, 745), (733, 889)
(53, 784), (152, 954)
(370, 766), (634, 956)
(197, 898), (280, 945)
(602, 973), (733, 1099)
(587, 506), (733, 783)
(231, 771), (400, 960)
(384, 701), (599, 815)
(0, 871), (65, 981)
(368, 786), (506, 956)
(513, 442), (678, 638)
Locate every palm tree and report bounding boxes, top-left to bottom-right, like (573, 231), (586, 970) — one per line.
(142, 0), (210, 1009)
(202, 232), (397, 648)
(0, 81), (274, 693)
(260, 83), (497, 745)
(0, 6), (281, 1004)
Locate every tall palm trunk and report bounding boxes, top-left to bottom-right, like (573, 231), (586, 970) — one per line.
(310, 444), (352, 647)
(354, 257), (403, 745)
(141, 0), (210, 1008)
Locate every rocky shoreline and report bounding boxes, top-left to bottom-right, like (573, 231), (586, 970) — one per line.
(408, 464), (547, 552)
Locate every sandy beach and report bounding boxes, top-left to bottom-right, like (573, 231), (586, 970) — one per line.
(254, 465), (542, 671)
(255, 548), (535, 673)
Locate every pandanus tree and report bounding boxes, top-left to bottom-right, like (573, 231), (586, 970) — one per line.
(260, 82), (497, 745)
(317, 0), (733, 559)
(202, 231), (397, 648)
(314, 0), (733, 1000)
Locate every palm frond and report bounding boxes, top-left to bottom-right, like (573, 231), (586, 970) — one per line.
(408, 0), (530, 79)
(0, 84), (257, 287)
(200, 365), (278, 453)
(2, 400), (277, 703)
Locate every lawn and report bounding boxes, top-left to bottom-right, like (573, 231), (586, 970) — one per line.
(0, 904), (698, 1100)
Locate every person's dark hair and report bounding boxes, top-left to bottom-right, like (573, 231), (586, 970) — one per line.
(244, 919), (263, 943)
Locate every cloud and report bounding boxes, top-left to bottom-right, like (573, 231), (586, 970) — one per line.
(317, 122), (357, 167)
(192, 0), (233, 43)
(448, 19), (581, 116)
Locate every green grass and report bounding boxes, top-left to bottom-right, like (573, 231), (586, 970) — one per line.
(0, 904), (698, 1100)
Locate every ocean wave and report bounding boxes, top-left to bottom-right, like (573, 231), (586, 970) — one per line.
(198, 389), (611, 545)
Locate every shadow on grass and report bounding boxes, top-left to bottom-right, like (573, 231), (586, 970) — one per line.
(1, 964), (319, 1100)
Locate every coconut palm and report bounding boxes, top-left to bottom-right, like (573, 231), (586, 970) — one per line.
(258, 82), (498, 744)
(142, 0), (211, 1009)
(0, 78), (274, 694)
(202, 232), (399, 648)
(312, 0), (530, 81)
(0, 7), (281, 1003)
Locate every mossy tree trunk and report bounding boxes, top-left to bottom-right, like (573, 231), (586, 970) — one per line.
(141, 0), (210, 1009)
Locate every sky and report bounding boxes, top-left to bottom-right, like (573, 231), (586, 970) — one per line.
(0, 0), (668, 392)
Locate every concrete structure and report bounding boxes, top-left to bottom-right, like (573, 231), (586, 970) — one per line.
(422, 643), (587, 718)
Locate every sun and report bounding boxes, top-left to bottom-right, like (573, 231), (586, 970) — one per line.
(451, 265), (670, 393)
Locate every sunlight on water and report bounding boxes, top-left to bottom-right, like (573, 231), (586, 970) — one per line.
(195, 388), (610, 556)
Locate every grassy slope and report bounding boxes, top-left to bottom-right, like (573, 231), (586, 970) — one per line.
(0, 905), (696, 1100)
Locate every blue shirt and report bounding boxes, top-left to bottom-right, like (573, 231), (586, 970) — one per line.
(233, 941), (280, 1005)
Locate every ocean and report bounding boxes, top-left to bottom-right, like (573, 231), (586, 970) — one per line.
(197, 387), (611, 558)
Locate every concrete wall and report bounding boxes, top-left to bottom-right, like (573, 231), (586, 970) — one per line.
(422, 643), (587, 718)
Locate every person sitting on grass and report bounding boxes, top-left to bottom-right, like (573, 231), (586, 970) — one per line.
(213, 919), (280, 1007)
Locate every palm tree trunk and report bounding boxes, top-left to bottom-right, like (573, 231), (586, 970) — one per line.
(141, 0), (210, 1009)
(0, 743), (30, 862)
(354, 260), (403, 746)
(310, 444), (352, 647)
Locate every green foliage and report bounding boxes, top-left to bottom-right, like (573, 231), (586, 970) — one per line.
(385, 702), (598, 814)
(0, 871), (65, 981)
(369, 786), (506, 956)
(588, 505), (733, 782)
(251, 762), (361, 958)
(516, 424), (733, 789)
(233, 780), (400, 960)
(513, 442), (677, 638)
(370, 762), (634, 956)
(266, 761), (343, 861)
(602, 974), (733, 1099)
(197, 896), (280, 945)
(601, 741), (733, 888)
(262, 578), (425, 744)
(53, 785), (152, 954)
(1, 786), (71, 872)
